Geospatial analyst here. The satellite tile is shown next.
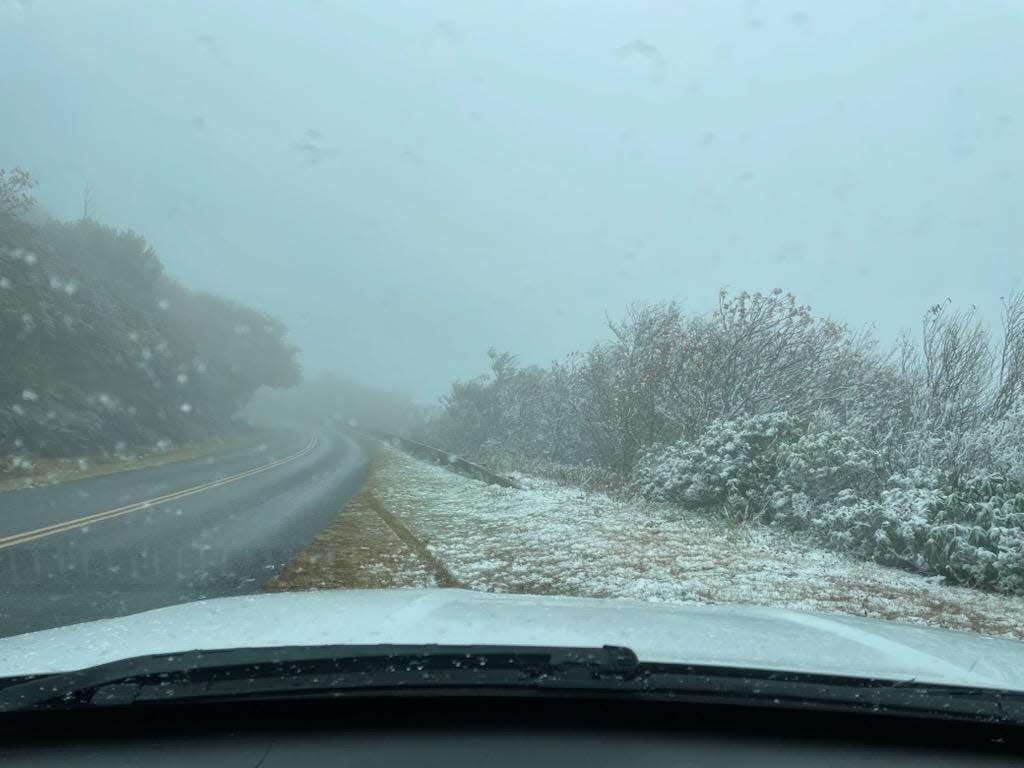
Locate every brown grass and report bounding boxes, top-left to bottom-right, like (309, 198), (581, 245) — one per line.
(267, 450), (442, 592)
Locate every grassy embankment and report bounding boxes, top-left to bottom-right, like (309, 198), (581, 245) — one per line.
(270, 441), (1024, 641)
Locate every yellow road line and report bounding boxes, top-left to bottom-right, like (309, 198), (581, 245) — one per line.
(0, 435), (318, 551)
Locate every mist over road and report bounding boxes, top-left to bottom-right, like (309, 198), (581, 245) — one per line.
(0, 430), (371, 637)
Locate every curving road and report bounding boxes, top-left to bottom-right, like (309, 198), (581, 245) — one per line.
(0, 430), (371, 637)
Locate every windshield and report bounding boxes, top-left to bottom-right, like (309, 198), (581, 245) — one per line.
(2, 0), (1024, 690)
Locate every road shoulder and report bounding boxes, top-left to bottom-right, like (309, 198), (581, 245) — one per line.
(267, 446), (442, 591)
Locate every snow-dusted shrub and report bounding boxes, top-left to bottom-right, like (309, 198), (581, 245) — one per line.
(811, 474), (1024, 593)
(770, 423), (884, 527)
(811, 487), (937, 570)
(632, 412), (799, 520)
(923, 474), (1024, 592)
(634, 411), (885, 526)
(634, 409), (1024, 594)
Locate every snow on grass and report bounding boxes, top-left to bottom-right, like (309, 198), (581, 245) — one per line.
(373, 443), (1024, 640)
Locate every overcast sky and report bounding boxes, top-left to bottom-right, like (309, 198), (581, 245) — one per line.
(1, 0), (1021, 401)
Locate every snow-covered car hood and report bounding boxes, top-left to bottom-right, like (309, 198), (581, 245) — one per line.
(2, 588), (1023, 690)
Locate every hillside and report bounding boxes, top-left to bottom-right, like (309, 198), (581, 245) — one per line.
(0, 168), (300, 464)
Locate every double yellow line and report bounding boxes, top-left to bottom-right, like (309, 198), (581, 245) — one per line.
(0, 434), (318, 551)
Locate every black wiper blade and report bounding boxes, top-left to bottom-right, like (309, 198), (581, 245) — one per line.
(0, 644), (640, 712)
(4, 644), (1024, 727)
(634, 662), (1024, 726)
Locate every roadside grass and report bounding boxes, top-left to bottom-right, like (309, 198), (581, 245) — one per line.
(267, 450), (438, 592)
(0, 428), (270, 493)
(267, 441), (1024, 640)
(314, 443), (1024, 640)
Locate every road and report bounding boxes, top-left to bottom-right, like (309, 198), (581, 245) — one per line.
(0, 429), (371, 637)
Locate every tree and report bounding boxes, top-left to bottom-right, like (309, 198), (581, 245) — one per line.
(1, 168), (302, 456)
(177, 292), (302, 415)
(43, 218), (164, 289)
(0, 167), (35, 216)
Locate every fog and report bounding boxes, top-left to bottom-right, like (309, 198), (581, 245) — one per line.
(2, 0), (1021, 402)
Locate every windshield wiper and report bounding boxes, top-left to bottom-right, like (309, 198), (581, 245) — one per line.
(2, 643), (1023, 727)
(0, 644), (639, 711)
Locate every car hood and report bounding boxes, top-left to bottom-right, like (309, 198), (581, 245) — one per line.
(1, 588), (1022, 689)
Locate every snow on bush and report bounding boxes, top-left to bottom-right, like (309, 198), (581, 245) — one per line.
(923, 474), (1024, 592)
(811, 487), (937, 571)
(813, 475), (1024, 593)
(632, 412), (881, 522)
(770, 419), (884, 526)
(632, 412), (800, 520)
(634, 411), (1024, 594)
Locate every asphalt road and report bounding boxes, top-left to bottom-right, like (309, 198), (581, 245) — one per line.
(0, 429), (371, 637)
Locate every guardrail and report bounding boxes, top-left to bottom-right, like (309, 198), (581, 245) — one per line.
(361, 429), (522, 490)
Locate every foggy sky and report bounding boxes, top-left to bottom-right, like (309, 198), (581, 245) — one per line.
(1, 0), (1021, 401)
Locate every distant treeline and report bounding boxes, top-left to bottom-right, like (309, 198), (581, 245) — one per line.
(246, 371), (427, 436)
(0, 167), (301, 458)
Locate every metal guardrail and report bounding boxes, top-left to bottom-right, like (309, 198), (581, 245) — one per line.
(362, 429), (522, 490)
